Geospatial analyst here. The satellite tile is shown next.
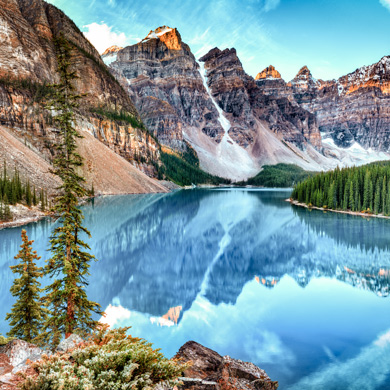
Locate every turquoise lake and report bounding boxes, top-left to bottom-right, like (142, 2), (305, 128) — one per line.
(1, 188), (390, 389)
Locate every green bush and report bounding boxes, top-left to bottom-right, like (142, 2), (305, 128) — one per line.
(20, 326), (187, 390)
(0, 334), (14, 345)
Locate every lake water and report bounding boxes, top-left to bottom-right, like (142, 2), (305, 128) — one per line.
(1, 188), (390, 389)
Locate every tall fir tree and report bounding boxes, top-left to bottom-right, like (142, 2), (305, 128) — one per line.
(6, 230), (46, 343)
(41, 34), (102, 343)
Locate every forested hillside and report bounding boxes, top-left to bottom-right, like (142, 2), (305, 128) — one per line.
(291, 162), (390, 215)
(241, 164), (316, 188)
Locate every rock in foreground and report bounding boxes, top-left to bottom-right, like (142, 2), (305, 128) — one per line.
(0, 338), (278, 390)
(172, 341), (278, 390)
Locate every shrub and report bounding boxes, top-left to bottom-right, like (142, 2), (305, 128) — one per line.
(20, 326), (187, 390)
(0, 334), (14, 345)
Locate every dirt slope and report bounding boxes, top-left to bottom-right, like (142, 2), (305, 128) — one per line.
(0, 126), (168, 195)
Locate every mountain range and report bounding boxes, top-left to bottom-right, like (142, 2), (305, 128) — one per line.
(102, 26), (390, 181)
(1, 0), (390, 186)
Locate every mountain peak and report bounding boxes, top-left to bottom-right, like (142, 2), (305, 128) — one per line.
(139, 26), (182, 50)
(295, 66), (312, 78)
(102, 45), (123, 56)
(255, 65), (282, 80)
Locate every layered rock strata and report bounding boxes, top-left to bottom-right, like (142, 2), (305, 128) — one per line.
(0, 0), (160, 179)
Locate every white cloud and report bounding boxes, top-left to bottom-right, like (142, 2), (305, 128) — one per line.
(380, 0), (390, 10)
(100, 304), (131, 327)
(264, 0), (280, 12)
(83, 22), (129, 54)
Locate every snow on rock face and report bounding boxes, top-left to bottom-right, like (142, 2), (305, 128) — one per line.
(337, 55), (390, 95)
(288, 66), (321, 89)
(196, 60), (258, 181)
(140, 26), (173, 43)
(321, 134), (390, 167)
(102, 52), (118, 65)
(101, 45), (122, 65)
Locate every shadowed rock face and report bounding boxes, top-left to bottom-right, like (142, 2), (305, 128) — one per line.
(199, 48), (321, 150)
(111, 27), (224, 151)
(264, 58), (390, 150)
(107, 30), (328, 179)
(0, 0), (160, 180)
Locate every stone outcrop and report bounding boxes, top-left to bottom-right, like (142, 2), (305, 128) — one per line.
(56, 334), (83, 353)
(174, 341), (278, 390)
(255, 66), (281, 80)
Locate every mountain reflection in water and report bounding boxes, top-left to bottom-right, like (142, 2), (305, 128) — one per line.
(1, 189), (390, 389)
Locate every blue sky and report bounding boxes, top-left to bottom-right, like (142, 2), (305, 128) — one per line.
(47, 0), (390, 81)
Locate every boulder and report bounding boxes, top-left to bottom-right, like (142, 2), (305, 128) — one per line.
(0, 339), (43, 373)
(56, 334), (84, 353)
(174, 341), (278, 390)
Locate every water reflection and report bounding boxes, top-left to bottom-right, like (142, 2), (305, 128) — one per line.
(1, 189), (390, 389)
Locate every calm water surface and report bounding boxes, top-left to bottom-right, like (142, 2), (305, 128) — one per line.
(1, 189), (390, 389)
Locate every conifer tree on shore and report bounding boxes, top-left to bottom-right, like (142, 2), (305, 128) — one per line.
(41, 34), (102, 343)
(291, 162), (390, 215)
(6, 230), (46, 343)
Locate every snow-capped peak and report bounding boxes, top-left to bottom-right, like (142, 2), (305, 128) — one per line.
(102, 45), (123, 56)
(101, 45), (123, 66)
(140, 26), (174, 43)
(288, 65), (321, 88)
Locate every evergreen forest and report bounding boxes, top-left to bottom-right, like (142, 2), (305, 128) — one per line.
(291, 162), (390, 215)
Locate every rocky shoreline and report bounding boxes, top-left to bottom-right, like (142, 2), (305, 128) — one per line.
(288, 198), (390, 220)
(0, 337), (278, 390)
(0, 205), (50, 231)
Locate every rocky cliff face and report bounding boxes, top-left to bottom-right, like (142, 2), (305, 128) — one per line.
(262, 58), (390, 150)
(107, 28), (334, 180)
(0, 0), (161, 184)
(110, 27), (223, 152)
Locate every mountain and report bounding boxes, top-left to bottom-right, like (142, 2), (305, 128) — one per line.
(301, 56), (390, 150)
(106, 27), (349, 181)
(0, 0), (166, 194)
(257, 58), (390, 153)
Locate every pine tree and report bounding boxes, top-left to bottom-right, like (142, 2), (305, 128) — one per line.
(41, 34), (102, 344)
(374, 181), (381, 214)
(5, 230), (46, 343)
(3, 194), (12, 221)
(40, 189), (45, 212)
(33, 186), (37, 206)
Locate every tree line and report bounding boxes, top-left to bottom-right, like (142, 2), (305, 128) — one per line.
(0, 164), (48, 221)
(291, 162), (390, 214)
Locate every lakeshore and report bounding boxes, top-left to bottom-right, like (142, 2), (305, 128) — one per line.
(288, 198), (390, 220)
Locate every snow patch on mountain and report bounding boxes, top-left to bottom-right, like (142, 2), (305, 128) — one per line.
(196, 60), (258, 181)
(103, 53), (118, 66)
(141, 26), (173, 43)
(321, 135), (390, 166)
